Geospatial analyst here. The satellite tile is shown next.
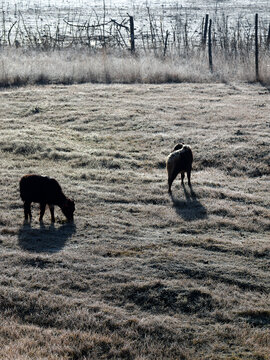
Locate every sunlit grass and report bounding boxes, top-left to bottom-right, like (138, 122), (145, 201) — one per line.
(0, 82), (269, 359)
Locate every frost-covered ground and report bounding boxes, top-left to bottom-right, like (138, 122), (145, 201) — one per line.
(1, 0), (270, 11)
(1, 0), (270, 28)
(0, 81), (269, 360)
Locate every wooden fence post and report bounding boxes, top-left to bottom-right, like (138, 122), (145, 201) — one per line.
(208, 18), (213, 72)
(129, 16), (135, 53)
(202, 14), (209, 46)
(266, 24), (270, 48)
(255, 13), (259, 81)
(163, 30), (169, 57)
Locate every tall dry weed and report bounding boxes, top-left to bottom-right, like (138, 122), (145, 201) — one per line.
(0, 48), (270, 86)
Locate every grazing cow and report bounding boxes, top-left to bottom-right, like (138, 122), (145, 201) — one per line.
(20, 174), (75, 222)
(166, 145), (193, 193)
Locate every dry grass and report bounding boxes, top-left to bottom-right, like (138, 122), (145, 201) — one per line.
(0, 81), (269, 359)
(0, 49), (270, 87)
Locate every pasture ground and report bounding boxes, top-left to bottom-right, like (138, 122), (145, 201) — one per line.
(0, 82), (269, 359)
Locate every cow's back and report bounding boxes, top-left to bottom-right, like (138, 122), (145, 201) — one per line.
(20, 175), (63, 204)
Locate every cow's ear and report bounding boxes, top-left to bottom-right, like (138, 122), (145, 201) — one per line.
(173, 143), (183, 151)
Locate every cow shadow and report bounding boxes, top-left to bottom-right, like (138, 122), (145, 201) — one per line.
(18, 221), (76, 253)
(170, 185), (207, 221)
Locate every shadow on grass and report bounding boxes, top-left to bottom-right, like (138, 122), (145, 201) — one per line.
(18, 222), (76, 253)
(170, 185), (207, 221)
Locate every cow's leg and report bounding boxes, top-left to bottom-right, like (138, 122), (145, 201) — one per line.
(49, 204), (55, 223)
(168, 170), (178, 193)
(187, 169), (192, 187)
(181, 172), (185, 185)
(24, 201), (31, 221)
(39, 202), (46, 222)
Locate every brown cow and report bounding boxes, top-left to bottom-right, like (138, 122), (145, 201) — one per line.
(20, 174), (75, 222)
(166, 145), (193, 193)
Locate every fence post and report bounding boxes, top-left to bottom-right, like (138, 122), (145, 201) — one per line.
(208, 18), (213, 72)
(129, 16), (135, 53)
(163, 30), (169, 57)
(266, 24), (270, 48)
(255, 13), (259, 81)
(2, 11), (6, 47)
(202, 14), (209, 46)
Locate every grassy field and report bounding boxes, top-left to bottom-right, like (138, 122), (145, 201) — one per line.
(0, 81), (269, 359)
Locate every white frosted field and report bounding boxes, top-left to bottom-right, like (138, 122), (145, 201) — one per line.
(1, 0), (270, 22)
